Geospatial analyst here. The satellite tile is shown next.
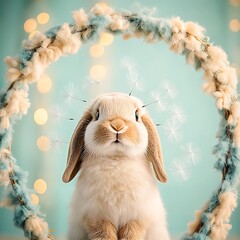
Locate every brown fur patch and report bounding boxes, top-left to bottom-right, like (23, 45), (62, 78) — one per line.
(95, 122), (113, 144)
(122, 120), (140, 144)
(86, 219), (117, 240)
(118, 220), (146, 240)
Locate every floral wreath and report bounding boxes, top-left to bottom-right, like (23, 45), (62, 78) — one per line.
(0, 3), (239, 240)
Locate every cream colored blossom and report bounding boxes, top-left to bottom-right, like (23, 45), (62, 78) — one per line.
(25, 216), (49, 239)
(72, 9), (88, 28)
(185, 21), (205, 39)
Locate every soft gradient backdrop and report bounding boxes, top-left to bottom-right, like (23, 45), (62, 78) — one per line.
(0, 0), (240, 239)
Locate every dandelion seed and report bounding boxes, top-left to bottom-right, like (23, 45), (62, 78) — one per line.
(183, 143), (200, 165)
(128, 69), (144, 95)
(164, 119), (180, 142)
(169, 160), (190, 181)
(51, 136), (69, 150)
(50, 107), (74, 123)
(121, 56), (136, 72)
(161, 81), (177, 99)
(170, 105), (186, 124)
(82, 76), (103, 89)
(64, 83), (87, 104)
(149, 91), (166, 111)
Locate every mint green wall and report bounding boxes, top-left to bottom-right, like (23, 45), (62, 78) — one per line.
(0, 0), (239, 238)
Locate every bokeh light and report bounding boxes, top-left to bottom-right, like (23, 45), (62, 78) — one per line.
(90, 65), (106, 80)
(31, 194), (39, 205)
(37, 136), (51, 152)
(229, 19), (240, 32)
(90, 44), (104, 58)
(229, 0), (240, 7)
(24, 18), (37, 33)
(37, 74), (52, 93)
(34, 108), (48, 125)
(37, 12), (50, 24)
(34, 179), (47, 194)
(99, 32), (114, 46)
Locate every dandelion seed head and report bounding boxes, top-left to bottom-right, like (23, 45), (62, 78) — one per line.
(161, 81), (177, 99)
(183, 143), (201, 165)
(170, 105), (186, 124)
(121, 56), (136, 72)
(151, 91), (166, 111)
(169, 160), (190, 181)
(164, 119), (181, 142)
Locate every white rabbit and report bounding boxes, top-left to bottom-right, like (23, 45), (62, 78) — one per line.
(63, 92), (171, 240)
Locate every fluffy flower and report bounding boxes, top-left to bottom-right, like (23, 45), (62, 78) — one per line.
(170, 33), (185, 53)
(185, 21), (205, 39)
(110, 14), (129, 31)
(186, 51), (195, 65)
(196, 50), (208, 62)
(231, 101), (240, 121)
(72, 9), (88, 28)
(5, 90), (30, 117)
(207, 45), (229, 67)
(217, 66), (238, 88)
(171, 17), (186, 33)
(0, 116), (10, 129)
(202, 81), (216, 94)
(0, 148), (10, 158)
(209, 192), (237, 240)
(91, 3), (114, 15)
(6, 68), (21, 83)
(22, 32), (47, 50)
(24, 216), (49, 238)
(210, 223), (232, 240)
(233, 118), (240, 148)
(188, 202), (209, 235)
(185, 35), (202, 52)
(54, 23), (81, 55)
(0, 169), (10, 187)
(4, 56), (19, 68)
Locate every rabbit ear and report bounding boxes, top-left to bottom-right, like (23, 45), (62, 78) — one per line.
(62, 110), (92, 183)
(142, 114), (167, 183)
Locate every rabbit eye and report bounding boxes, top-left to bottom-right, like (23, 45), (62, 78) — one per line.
(135, 110), (139, 122)
(95, 110), (100, 121)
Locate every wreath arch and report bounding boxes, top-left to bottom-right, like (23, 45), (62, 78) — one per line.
(0, 3), (239, 240)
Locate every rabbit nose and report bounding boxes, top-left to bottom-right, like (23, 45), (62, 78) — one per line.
(110, 119), (125, 132)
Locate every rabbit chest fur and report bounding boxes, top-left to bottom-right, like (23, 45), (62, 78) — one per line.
(68, 155), (169, 240)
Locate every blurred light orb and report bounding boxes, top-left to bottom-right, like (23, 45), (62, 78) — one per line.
(229, 19), (240, 32)
(24, 18), (37, 33)
(99, 32), (114, 46)
(34, 179), (47, 194)
(37, 136), (51, 152)
(37, 12), (50, 24)
(31, 194), (39, 205)
(229, 0), (240, 6)
(37, 74), (52, 93)
(34, 108), (48, 125)
(90, 65), (106, 80)
(90, 44), (104, 58)
(97, 2), (111, 9)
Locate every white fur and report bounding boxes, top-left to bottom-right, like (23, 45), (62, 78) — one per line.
(67, 93), (170, 240)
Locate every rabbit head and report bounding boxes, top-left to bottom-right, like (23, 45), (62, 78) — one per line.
(62, 92), (167, 183)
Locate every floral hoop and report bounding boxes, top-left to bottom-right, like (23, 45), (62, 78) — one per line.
(0, 3), (239, 240)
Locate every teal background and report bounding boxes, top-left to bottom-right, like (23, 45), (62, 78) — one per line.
(0, 0), (240, 239)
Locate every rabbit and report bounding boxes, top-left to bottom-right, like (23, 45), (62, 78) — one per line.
(62, 92), (171, 240)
